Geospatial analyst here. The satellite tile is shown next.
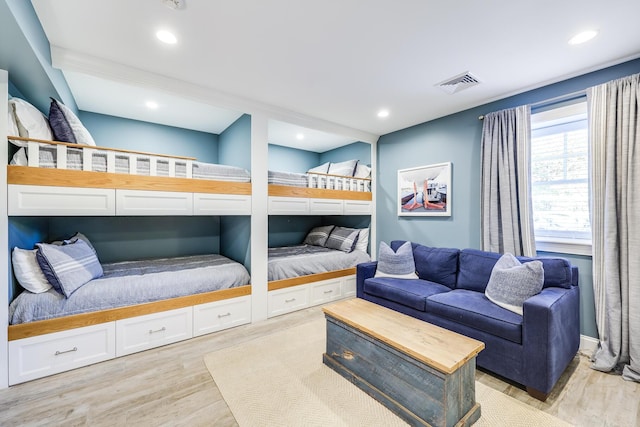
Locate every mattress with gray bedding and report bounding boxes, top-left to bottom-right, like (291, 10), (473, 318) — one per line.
(9, 254), (251, 325)
(268, 244), (370, 281)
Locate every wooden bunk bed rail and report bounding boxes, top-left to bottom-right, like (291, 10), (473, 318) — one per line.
(268, 185), (371, 201)
(8, 285), (251, 341)
(268, 268), (356, 291)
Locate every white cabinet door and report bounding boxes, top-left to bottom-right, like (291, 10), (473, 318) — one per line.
(194, 193), (251, 215)
(343, 200), (372, 215)
(268, 196), (309, 215)
(193, 295), (251, 336)
(116, 190), (193, 215)
(309, 198), (344, 215)
(115, 308), (193, 356)
(8, 185), (116, 216)
(341, 275), (357, 298)
(8, 322), (116, 385)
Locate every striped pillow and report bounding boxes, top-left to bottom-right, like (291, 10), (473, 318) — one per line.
(36, 239), (103, 298)
(325, 226), (359, 253)
(303, 225), (335, 247)
(374, 241), (418, 279)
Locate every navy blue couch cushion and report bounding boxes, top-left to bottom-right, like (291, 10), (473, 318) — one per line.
(427, 289), (523, 344)
(363, 277), (451, 312)
(391, 241), (459, 289)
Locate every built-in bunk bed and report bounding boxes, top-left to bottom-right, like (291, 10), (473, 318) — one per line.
(5, 96), (253, 385)
(266, 140), (373, 318)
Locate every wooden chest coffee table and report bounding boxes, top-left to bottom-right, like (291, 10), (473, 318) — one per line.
(323, 298), (485, 427)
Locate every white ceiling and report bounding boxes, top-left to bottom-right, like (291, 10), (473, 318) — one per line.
(31, 0), (640, 151)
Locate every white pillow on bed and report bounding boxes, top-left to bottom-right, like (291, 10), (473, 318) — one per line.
(7, 106), (20, 137)
(354, 228), (370, 252)
(328, 159), (358, 177)
(12, 248), (52, 294)
(308, 162), (330, 174)
(8, 98), (53, 143)
(354, 164), (371, 179)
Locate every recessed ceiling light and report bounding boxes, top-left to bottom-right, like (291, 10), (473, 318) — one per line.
(568, 30), (598, 45)
(377, 109), (390, 118)
(156, 30), (177, 44)
(146, 101), (159, 109)
(296, 133), (305, 140)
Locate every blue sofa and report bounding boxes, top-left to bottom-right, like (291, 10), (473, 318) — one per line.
(356, 241), (580, 401)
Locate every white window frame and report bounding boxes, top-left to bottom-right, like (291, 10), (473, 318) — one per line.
(531, 101), (592, 256)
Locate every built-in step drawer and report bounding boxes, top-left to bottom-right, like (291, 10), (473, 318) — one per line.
(193, 193), (251, 215)
(268, 285), (309, 317)
(309, 198), (343, 215)
(116, 189), (193, 215)
(193, 295), (252, 337)
(343, 200), (372, 215)
(309, 278), (343, 306)
(8, 184), (116, 216)
(115, 307), (193, 356)
(8, 322), (116, 385)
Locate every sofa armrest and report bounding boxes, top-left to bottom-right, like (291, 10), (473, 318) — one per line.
(522, 285), (580, 394)
(356, 261), (378, 298)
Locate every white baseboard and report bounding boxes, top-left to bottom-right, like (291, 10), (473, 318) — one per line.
(580, 334), (598, 355)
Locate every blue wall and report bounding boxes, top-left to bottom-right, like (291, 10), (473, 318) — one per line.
(268, 144), (320, 172)
(320, 141), (371, 165)
(79, 111), (219, 163)
(218, 114), (251, 170)
(376, 58), (640, 338)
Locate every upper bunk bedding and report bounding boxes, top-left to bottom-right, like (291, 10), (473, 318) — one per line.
(6, 97), (251, 184)
(267, 225), (371, 281)
(268, 159), (372, 193)
(9, 253), (250, 325)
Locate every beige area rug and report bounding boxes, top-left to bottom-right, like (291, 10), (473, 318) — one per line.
(204, 318), (572, 427)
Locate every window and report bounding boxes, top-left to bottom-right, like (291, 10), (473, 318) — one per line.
(530, 100), (591, 255)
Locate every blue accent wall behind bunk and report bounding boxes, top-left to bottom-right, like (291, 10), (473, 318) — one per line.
(268, 144), (319, 172)
(320, 141), (371, 166)
(79, 111), (219, 163)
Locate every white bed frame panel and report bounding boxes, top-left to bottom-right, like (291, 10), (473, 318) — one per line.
(1, 70), (10, 389)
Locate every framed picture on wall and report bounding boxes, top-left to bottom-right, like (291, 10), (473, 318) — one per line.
(398, 162), (451, 216)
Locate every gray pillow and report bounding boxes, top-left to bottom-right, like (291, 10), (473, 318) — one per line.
(374, 241), (418, 279)
(36, 239), (103, 298)
(48, 98), (97, 146)
(325, 226), (359, 253)
(303, 225), (335, 247)
(485, 253), (544, 315)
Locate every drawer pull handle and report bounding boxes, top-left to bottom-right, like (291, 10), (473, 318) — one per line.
(218, 312), (232, 318)
(55, 347), (78, 356)
(323, 290), (334, 294)
(285, 298), (296, 303)
(149, 327), (167, 334)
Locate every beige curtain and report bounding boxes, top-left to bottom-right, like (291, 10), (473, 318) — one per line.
(588, 73), (640, 382)
(480, 105), (536, 256)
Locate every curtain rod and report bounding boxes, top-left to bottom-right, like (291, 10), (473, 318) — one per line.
(478, 89), (587, 120)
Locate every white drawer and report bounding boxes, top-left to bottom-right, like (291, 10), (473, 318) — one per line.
(193, 295), (251, 337)
(309, 198), (344, 215)
(309, 278), (343, 306)
(8, 322), (116, 385)
(116, 189), (193, 215)
(343, 199), (372, 215)
(268, 286), (309, 317)
(194, 193), (251, 215)
(115, 308), (193, 356)
(8, 184), (116, 216)
(268, 196), (309, 215)
(341, 275), (357, 298)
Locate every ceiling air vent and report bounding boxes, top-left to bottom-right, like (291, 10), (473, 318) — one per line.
(436, 71), (481, 94)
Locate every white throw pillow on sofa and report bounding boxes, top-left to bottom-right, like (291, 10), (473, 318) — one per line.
(374, 241), (418, 279)
(485, 253), (544, 315)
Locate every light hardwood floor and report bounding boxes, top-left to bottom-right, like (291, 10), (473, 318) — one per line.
(1, 304), (638, 427)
